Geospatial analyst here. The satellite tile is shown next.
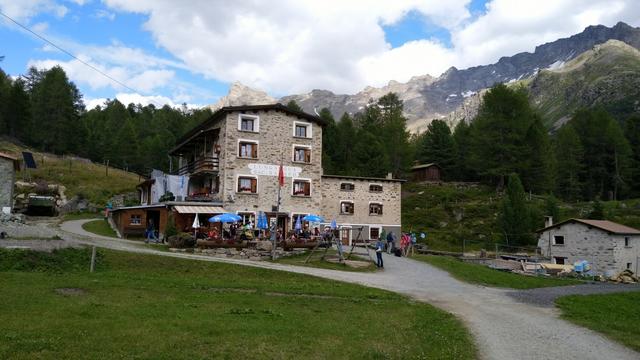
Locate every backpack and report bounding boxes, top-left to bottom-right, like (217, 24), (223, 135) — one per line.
(386, 232), (393, 242)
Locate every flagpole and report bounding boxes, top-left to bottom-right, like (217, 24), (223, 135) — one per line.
(272, 150), (283, 260)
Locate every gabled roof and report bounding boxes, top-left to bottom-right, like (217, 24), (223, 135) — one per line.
(170, 103), (325, 155)
(537, 218), (640, 235)
(0, 152), (20, 170)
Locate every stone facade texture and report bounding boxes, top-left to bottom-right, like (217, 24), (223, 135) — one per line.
(220, 110), (323, 219)
(0, 157), (16, 211)
(320, 176), (402, 240)
(537, 222), (639, 274)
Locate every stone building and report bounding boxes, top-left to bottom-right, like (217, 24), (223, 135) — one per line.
(0, 152), (19, 213)
(111, 104), (403, 243)
(537, 218), (640, 275)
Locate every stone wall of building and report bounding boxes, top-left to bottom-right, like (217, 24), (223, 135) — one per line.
(537, 222), (636, 274)
(219, 109), (323, 220)
(614, 235), (639, 273)
(0, 158), (16, 211)
(320, 176), (402, 239)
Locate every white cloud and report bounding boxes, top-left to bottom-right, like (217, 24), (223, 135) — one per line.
(85, 93), (202, 110)
(101, 0), (640, 95)
(93, 9), (115, 21)
(0, 0), (68, 21)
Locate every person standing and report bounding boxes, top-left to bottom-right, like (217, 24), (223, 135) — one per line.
(408, 232), (417, 257)
(375, 237), (385, 268)
(386, 231), (395, 254)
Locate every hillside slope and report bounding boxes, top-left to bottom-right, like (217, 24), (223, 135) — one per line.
(0, 139), (141, 207)
(529, 39), (640, 127)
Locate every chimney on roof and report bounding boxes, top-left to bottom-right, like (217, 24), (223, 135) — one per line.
(386, 172), (393, 180)
(544, 216), (553, 228)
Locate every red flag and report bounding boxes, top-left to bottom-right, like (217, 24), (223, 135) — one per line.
(278, 163), (285, 187)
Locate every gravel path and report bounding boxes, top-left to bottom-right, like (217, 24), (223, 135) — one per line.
(508, 283), (640, 307)
(58, 219), (639, 360)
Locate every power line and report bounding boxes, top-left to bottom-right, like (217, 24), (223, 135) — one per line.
(0, 10), (140, 94)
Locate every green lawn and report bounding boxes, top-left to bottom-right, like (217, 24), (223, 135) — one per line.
(556, 292), (640, 352)
(274, 250), (377, 272)
(413, 255), (582, 289)
(81, 219), (117, 238)
(62, 212), (101, 221)
(0, 248), (477, 359)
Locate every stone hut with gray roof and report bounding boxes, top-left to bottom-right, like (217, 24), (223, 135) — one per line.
(537, 218), (640, 275)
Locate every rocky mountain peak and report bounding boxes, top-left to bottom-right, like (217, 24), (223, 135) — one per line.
(208, 81), (276, 111)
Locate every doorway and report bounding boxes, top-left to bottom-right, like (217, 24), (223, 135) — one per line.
(340, 227), (351, 246)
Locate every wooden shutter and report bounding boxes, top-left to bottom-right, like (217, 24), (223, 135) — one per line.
(250, 178), (257, 193)
(251, 143), (257, 158)
(304, 181), (310, 195)
(304, 149), (311, 163)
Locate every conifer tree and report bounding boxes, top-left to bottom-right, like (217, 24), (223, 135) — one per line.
(418, 119), (455, 178)
(286, 99), (303, 112)
(554, 124), (584, 201)
(522, 116), (554, 193)
(499, 173), (533, 245)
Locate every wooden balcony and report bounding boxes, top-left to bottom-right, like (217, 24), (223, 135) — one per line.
(177, 156), (219, 175)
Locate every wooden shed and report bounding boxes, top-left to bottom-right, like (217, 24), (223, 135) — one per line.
(411, 163), (442, 182)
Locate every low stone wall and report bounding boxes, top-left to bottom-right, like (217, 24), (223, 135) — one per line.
(170, 247), (306, 260)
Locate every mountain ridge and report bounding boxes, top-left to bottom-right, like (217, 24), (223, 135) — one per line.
(208, 22), (640, 132)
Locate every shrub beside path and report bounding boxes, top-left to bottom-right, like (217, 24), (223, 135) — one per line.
(60, 219), (639, 360)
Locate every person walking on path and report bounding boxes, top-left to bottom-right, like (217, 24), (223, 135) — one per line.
(386, 231), (395, 254)
(407, 232), (417, 257)
(375, 238), (385, 268)
(400, 233), (410, 256)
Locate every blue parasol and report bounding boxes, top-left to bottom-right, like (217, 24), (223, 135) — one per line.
(257, 212), (268, 230)
(330, 219), (337, 229)
(295, 215), (302, 230)
(208, 213), (242, 223)
(302, 214), (324, 223)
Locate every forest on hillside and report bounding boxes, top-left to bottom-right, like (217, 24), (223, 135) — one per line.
(2, 65), (640, 209)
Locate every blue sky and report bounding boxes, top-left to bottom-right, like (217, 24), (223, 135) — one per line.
(0, 0), (637, 108)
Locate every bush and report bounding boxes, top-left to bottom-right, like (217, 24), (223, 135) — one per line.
(167, 232), (196, 248)
(165, 213), (178, 238)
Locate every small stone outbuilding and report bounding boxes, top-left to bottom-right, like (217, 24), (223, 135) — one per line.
(0, 152), (19, 213)
(537, 218), (640, 275)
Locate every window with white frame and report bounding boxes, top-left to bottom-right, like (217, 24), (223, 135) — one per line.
(369, 184), (383, 192)
(130, 214), (141, 225)
(237, 176), (258, 193)
(370, 227), (381, 240)
(292, 179), (311, 196)
(293, 145), (311, 163)
(553, 235), (564, 245)
(238, 140), (258, 158)
(369, 203), (383, 216)
(340, 201), (354, 215)
(238, 114), (259, 132)
(293, 121), (312, 138)
(340, 182), (355, 191)
(238, 212), (255, 225)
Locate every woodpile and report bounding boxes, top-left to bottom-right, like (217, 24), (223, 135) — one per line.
(609, 269), (639, 284)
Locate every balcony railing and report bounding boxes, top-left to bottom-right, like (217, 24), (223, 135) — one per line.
(177, 156), (219, 175)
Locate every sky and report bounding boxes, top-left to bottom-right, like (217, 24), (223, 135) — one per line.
(1, 0), (639, 109)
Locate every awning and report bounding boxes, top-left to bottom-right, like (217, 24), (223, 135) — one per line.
(174, 205), (225, 214)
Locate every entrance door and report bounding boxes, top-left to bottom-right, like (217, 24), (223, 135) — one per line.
(147, 210), (160, 231)
(340, 228), (351, 246)
(267, 213), (288, 238)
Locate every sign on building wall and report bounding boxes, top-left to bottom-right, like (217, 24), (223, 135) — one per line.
(248, 163), (302, 178)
